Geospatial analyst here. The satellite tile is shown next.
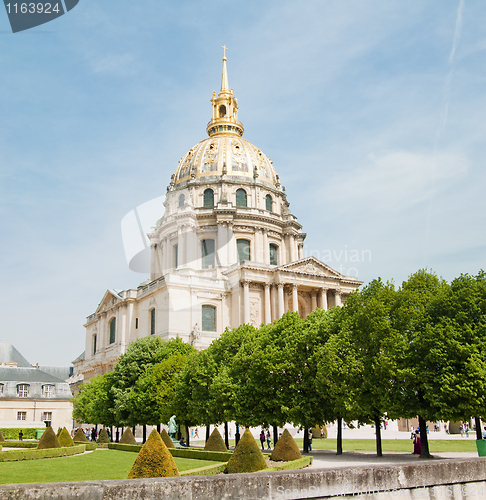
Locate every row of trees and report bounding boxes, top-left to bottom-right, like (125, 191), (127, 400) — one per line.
(72, 269), (486, 458)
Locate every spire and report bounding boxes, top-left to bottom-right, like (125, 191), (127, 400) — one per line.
(207, 48), (244, 138)
(221, 45), (229, 92)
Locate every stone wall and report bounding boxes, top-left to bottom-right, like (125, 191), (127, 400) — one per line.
(1, 457), (485, 499)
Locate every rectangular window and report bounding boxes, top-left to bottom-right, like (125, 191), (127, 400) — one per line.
(17, 385), (29, 398)
(135, 318), (138, 329)
(174, 244), (178, 268)
(269, 244), (278, 266)
(237, 239), (251, 263)
(202, 305), (216, 332)
(41, 412), (52, 422)
(0, 384), (3, 395)
(201, 239), (215, 269)
(93, 334), (97, 355)
(150, 308), (155, 335)
(109, 318), (116, 344)
(17, 411), (26, 421)
(43, 385), (54, 398)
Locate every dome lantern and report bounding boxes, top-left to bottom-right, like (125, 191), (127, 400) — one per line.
(206, 46), (244, 138)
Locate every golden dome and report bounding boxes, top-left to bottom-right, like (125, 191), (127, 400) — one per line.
(172, 48), (280, 189)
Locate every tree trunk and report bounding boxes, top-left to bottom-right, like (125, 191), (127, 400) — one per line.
(185, 424), (190, 447)
(374, 416), (382, 457)
(142, 425), (147, 444)
(476, 417), (482, 441)
(235, 424), (240, 446)
(224, 422), (229, 449)
(337, 417), (343, 455)
(303, 428), (309, 453)
(115, 428), (119, 443)
(418, 415), (431, 458)
(156, 423), (161, 433)
(273, 424), (278, 447)
(206, 425), (210, 442)
(132, 426), (136, 439)
(110, 426), (114, 442)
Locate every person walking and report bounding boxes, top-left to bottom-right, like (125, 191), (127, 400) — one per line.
(308, 431), (313, 451)
(18, 430), (23, 441)
(260, 430), (265, 451)
(413, 431), (421, 455)
(266, 430), (271, 450)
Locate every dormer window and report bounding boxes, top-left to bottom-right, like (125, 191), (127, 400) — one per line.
(0, 383), (4, 395)
(43, 385), (54, 398)
(17, 384), (29, 398)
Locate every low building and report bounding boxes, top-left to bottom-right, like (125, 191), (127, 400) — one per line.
(0, 342), (73, 431)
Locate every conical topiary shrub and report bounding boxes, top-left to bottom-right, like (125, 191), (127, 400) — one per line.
(204, 428), (227, 452)
(73, 428), (88, 442)
(0, 430), (4, 442)
(58, 427), (75, 447)
(56, 427), (62, 437)
(37, 426), (61, 449)
(160, 428), (175, 449)
(128, 429), (180, 479)
(226, 428), (267, 474)
(97, 428), (110, 443)
(270, 428), (302, 461)
(119, 428), (137, 445)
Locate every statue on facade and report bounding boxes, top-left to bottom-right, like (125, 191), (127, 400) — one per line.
(168, 415), (177, 438)
(191, 323), (201, 345)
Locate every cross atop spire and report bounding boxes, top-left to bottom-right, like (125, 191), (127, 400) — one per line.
(221, 45), (229, 92)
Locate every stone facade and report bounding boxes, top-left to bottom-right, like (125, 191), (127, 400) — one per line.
(74, 54), (361, 382)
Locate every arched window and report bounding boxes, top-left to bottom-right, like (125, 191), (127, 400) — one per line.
(150, 308), (155, 335)
(178, 194), (185, 208)
(202, 305), (216, 332)
(203, 188), (214, 207)
(236, 189), (247, 207)
(92, 334), (97, 355)
(265, 194), (273, 212)
(109, 318), (116, 344)
(219, 105), (227, 117)
(269, 244), (278, 266)
(201, 239), (215, 269)
(237, 239), (251, 263)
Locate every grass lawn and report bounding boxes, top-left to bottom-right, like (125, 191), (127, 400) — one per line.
(292, 438), (478, 453)
(191, 438), (477, 454)
(0, 449), (222, 485)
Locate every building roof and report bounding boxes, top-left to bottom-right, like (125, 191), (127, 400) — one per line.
(38, 366), (72, 381)
(0, 367), (66, 383)
(0, 341), (31, 367)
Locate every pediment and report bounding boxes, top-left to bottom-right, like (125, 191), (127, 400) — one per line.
(95, 289), (122, 314)
(278, 257), (342, 278)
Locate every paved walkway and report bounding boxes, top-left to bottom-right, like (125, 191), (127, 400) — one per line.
(306, 449), (479, 469)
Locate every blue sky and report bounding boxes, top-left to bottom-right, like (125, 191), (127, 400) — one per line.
(1, 0), (485, 366)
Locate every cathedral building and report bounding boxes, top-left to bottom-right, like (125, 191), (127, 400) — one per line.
(73, 53), (361, 382)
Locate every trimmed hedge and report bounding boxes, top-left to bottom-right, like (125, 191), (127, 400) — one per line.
(0, 428), (44, 440)
(2, 441), (38, 449)
(119, 428), (137, 445)
(226, 428), (267, 474)
(270, 428), (302, 461)
(73, 428), (88, 442)
(180, 462), (227, 476)
(171, 448), (233, 461)
(37, 426), (61, 450)
(128, 429), (179, 479)
(267, 456), (313, 472)
(97, 428), (110, 444)
(0, 430), (4, 442)
(75, 441), (97, 451)
(109, 443), (142, 452)
(0, 444), (86, 462)
(204, 428), (227, 452)
(58, 428), (75, 447)
(160, 429), (175, 449)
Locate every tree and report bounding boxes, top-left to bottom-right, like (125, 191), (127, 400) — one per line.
(390, 269), (450, 458)
(336, 279), (398, 456)
(112, 337), (196, 426)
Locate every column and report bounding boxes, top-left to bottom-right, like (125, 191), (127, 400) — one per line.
(292, 284), (299, 313)
(177, 227), (184, 268)
(298, 243), (303, 260)
(289, 234), (295, 262)
(162, 238), (168, 274)
(311, 291), (317, 311)
(186, 227), (196, 269)
(263, 230), (268, 264)
(277, 283), (285, 318)
(150, 243), (157, 281)
(335, 289), (342, 307)
(320, 287), (328, 310)
(242, 281), (250, 324)
(217, 223), (228, 267)
(228, 223), (236, 265)
(264, 283), (271, 324)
